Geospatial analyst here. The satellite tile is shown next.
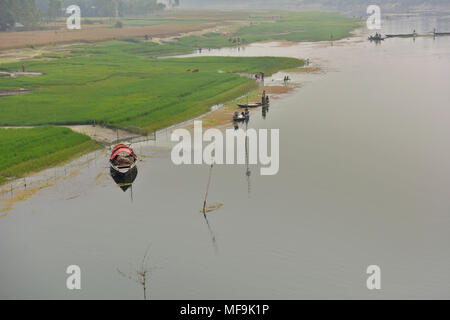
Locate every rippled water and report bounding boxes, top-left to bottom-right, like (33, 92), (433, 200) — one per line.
(1, 13), (450, 299)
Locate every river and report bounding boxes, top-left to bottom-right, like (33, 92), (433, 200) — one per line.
(1, 13), (450, 299)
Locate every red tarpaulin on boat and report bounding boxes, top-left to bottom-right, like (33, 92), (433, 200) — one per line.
(110, 144), (136, 162)
(111, 144), (129, 153)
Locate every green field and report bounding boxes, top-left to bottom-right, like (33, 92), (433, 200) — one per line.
(0, 53), (302, 130)
(0, 11), (358, 183)
(124, 11), (360, 56)
(121, 19), (209, 26)
(237, 11), (360, 42)
(0, 127), (98, 184)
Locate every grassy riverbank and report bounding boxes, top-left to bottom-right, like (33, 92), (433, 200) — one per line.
(0, 10), (358, 183)
(0, 127), (98, 185)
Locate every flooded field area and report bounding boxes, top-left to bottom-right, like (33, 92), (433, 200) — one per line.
(1, 13), (450, 299)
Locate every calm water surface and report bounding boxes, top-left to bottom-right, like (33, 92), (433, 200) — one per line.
(1, 14), (450, 299)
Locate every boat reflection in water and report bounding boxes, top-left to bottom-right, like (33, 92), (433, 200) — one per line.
(109, 144), (138, 192)
(262, 105), (269, 119)
(110, 166), (138, 192)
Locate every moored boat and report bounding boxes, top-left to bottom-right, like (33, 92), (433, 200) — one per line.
(233, 115), (248, 122)
(435, 32), (450, 36)
(385, 33), (416, 38)
(110, 144), (137, 174)
(368, 35), (385, 41)
(238, 102), (262, 108)
(233, 111), (249, 122)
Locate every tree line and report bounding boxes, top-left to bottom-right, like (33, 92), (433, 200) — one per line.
(0, 0), (180, 31)
(0, 0), (41, 30)
(38, 0), (180, 17)
(301, 0), (450, 13)
(184, 0), (450, 11)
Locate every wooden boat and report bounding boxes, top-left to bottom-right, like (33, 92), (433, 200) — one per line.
(110, 144), (137, 174)
(233, 113), (249, 122)
(238, 102), (262, 108)
(368, 35), (385, 41)
(385, 33), (416, 38)
(233, 116), (247, 122)
(435, 32), (450, 36)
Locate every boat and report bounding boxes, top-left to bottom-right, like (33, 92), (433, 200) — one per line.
(233, 112), (249, 122)
(368, 35), (385, 41)
(110, 144), (137, 174)
(233, 116), (247, 122)
(434, 32), (450, 36)
(238, 102), (262, 108)
(385, 33), (416, 38)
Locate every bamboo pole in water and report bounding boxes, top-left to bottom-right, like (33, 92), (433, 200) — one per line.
(203, 163), (214, 215)
(202, 162), (218, 253)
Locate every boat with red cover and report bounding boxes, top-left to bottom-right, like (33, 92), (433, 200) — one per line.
(110, 144), (137, 174)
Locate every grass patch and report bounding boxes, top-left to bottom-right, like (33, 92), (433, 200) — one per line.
(0, 48), (303, 131)
(0, 126), (99, 184)
(236, 11), (360, 43)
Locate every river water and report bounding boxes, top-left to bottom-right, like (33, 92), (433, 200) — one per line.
(1, 13), (450, 299)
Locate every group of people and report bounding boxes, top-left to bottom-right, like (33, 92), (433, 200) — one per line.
(283, 75), (291, 83)
(234, 108), (250, 122)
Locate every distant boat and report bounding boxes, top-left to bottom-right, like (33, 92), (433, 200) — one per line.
(434, 32), (450, 36)
(385, 33), (416, 38)
(110, 144), (137, 174)
(238, 102), (262, 108)
(368, 35), (385, 41)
